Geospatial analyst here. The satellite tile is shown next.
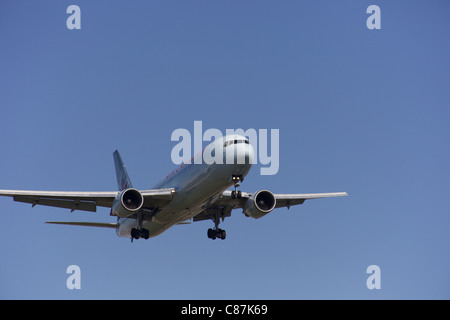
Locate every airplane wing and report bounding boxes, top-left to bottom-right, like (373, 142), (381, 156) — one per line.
(46, 221), (120, 228)
(192, 190), (348, 222)
(0, 188), (176, 213)
(208, 190), (347, 209)
(273, 192), (349, 209)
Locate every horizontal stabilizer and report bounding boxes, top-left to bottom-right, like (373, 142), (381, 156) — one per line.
(46, 221), (119, 229)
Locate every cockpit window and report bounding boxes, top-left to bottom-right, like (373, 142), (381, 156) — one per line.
(223, 139), (249, 147)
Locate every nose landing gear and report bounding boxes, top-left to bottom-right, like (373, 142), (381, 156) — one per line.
(231, 175), (243, 199)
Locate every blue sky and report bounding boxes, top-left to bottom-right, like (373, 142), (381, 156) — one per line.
(1, 1), (449, 299)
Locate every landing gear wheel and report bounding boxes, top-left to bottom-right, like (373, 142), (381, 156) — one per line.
(207, 228), (226, 240)
(131, 228), (149, 240)
(207, 228), (216, 239)
(141, 228), (150, 240)
(131, 228), (140, 240)
(231, 190), (242, 199)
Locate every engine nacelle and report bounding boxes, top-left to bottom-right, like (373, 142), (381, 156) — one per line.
(244, 190), (276, 219)
(111, 188), (144, 218)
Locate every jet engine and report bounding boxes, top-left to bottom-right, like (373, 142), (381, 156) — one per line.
(111, 188), (144, 218)
(244, 190), (276, 219)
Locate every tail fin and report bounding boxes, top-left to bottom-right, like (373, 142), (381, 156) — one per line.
(113, 150), (133, 191)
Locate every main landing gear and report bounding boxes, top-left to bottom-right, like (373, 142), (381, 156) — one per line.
(130, 213), (150, 241)
(207, 206), (227, 240)
(207, 175), (243, 240)
(207, 228), (226, 240)
(131, 227), (149, 240)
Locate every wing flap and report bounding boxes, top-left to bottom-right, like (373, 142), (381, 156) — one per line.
(14, 196), (97, 212)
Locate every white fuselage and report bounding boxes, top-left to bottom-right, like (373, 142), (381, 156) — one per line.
(116, 135), (254, 238)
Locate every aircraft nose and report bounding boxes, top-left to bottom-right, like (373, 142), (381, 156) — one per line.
(245, 143), (255, 165)
(222, 136), (255, 167)
(234, 141), (254, 165)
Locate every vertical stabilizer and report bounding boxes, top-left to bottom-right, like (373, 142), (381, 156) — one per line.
(113, 150), (133, 191)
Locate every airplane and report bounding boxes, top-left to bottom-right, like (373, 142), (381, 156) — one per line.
(0, 134), (348, 241)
